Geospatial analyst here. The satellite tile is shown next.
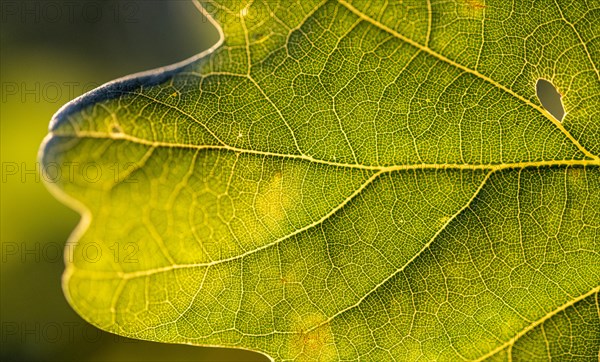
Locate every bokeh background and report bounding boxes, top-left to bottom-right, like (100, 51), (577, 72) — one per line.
(1, 0), (266, 360)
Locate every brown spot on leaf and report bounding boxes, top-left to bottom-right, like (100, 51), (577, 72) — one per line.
(466, 0), (486, 9)
(289, 314), (337, 361)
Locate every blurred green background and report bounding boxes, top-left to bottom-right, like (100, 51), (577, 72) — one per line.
(1, 0), (266, 360)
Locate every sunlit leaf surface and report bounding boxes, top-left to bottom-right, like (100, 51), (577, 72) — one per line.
(41, 0), (600, 360)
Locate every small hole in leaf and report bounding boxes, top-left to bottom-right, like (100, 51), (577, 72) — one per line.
(536, 79), (565, 122)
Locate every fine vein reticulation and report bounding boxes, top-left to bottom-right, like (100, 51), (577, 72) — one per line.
(42, 0), (600, 361)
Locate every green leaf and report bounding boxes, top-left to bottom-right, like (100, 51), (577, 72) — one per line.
(41, 0), (600, 360)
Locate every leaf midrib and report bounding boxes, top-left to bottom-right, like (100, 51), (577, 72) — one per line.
(59, 127), (598, 282)
(52, 130), (599, 172)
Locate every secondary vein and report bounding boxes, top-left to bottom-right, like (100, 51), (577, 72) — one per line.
(475, 286), (600, 361)
(337, 0), (599, 162)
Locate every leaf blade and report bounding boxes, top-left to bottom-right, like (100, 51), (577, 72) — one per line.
(41, 0), (600, 361)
